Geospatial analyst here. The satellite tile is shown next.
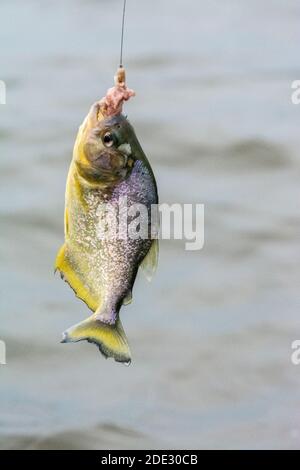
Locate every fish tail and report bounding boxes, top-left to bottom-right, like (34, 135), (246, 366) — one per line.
(61, 315), (131, 364)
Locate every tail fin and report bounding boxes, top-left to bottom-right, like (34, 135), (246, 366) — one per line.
(61, 315), (131, 364)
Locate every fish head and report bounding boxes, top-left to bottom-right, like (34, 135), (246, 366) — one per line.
(74, 102), (138, 186)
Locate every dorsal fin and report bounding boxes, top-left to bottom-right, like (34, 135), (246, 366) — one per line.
(140, 239), (159, 282)
(123, 290), (132, 306)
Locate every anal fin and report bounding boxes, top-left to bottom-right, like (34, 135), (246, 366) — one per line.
(55, 244), (98, 312)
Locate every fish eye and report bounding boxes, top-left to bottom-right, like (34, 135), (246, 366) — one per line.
(102, 132), (114, 148)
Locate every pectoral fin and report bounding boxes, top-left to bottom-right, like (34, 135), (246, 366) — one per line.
(55, 244), (98, 312)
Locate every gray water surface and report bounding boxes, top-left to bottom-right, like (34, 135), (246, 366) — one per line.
(1, 0), (300, 449)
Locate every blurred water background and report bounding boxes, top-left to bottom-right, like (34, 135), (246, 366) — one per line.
(1, 0), (300, 449)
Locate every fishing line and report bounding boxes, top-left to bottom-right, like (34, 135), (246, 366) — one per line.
(119, 0), (127, 67)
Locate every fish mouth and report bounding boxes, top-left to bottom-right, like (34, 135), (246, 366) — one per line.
(99, 113), (128, 128)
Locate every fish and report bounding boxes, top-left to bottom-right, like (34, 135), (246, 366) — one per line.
(55, 68), (159, 364)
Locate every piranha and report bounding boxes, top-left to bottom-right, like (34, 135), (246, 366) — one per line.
(55, 68), (158, 364)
